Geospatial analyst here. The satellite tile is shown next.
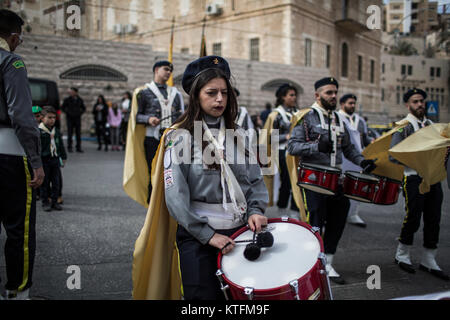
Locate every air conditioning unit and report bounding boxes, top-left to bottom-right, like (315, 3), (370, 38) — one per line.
(206, 3), (223, 16)
(113, 24), (123, 35)
(124, 24), (137, 34)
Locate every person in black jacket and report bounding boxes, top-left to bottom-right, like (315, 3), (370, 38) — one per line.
(62, 87), (85, 153)
(39, 106), (67, 212)
(0, 9), (45, 300)
(92, 95), (109, 151)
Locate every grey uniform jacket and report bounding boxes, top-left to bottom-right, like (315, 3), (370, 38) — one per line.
(163, 126), (269, 245)
(0, 48), (41, 169)
(136, 83), (183, 126)
(348, 114), (372, 148)
(287, 109), (364, 167)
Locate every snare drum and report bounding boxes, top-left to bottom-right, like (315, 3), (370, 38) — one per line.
(343, 171), (380, 203)
(372, 176), (402, 205)
(216, 218), (332, 300)
(297, 163), (342, 196)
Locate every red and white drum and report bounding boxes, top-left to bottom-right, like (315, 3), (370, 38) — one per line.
(216, 218), (332, 300)
(297, 163), (341, 196)
(372, 176), (402, 205)
(343, 171), (380, 203)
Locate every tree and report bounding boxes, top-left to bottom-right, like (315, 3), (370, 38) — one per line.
(389, 41), (419, 56)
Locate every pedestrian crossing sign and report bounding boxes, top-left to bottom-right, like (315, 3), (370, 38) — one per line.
(426, 101), (439, 116)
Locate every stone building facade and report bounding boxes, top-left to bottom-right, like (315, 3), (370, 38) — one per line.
(5, 0), (384, 121)
(17, 34), (333, 132)
(381, 53), (450, 123)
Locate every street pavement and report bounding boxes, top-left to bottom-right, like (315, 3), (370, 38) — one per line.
(1, 140), (449, 300)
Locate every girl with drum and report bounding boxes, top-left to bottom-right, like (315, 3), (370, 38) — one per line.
(163, 56), (268, 300)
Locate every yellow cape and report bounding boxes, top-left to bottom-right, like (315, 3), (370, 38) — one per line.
(123, 86), (150, 208)
(285, 108), (312, 222)
(389, 123), (450, 194)
(132, 128), (182, 300)
(362, 119), (409, 182)
(259, 111), (280, 207)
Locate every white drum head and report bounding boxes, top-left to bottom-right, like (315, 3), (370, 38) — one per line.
(344, 194), (372, 203)
(221, 222), (321, 290)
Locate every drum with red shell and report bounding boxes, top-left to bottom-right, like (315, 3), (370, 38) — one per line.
(297, 162), (341, 196)
(372, 176), (402, 205)
(216, 218), (332, 300)
(343, 171), (380, 203)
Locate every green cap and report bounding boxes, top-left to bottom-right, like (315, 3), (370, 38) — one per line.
(32, 106), (42, 114)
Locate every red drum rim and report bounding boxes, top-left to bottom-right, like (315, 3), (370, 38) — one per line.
(217, 218), (325, 295)
(299, 162), (342, 174)
(345, 171), (379, 183)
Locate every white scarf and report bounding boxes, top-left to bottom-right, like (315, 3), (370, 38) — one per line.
(202, 117), (247, 221)
(311, 102), (344, 167)
(338, 110), (360, 131)
(0, 38), (10, 52)
(275, 105), (294, 125)
(146, 81), (178, 129)
(39, 123), (57, 157)
(405, 113), (432, 132)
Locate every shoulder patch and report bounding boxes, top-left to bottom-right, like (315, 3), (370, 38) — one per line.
(12, 60), (25, 69)
(397, 128), (404, 133)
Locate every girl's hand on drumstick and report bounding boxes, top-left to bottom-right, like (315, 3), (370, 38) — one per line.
(248, 214), (268, 233)
(209, 233), (235, 255)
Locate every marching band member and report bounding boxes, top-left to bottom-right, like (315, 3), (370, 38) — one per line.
(261, 83), (299, 215)
(338, 94), (372, 228)
(132, 56), (268, 300)
(390, 88), (448, 281)
(287, 77), (376, 284)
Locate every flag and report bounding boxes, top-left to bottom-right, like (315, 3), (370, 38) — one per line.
(200, 17), (207, 57)
(167, 17), (175, 87)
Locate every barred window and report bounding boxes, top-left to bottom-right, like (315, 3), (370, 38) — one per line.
(60, 65), (128, 81)
(213, 42), (222, 56)
(305, 39), (312, 67)
(250, 38), (260, 61)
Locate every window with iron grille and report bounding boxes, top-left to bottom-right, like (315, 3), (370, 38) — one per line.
(250, 38), (260, 61)
(305, 38), (312, 67)
(60, 65), (128, 81)
(213, 42), (222, 56)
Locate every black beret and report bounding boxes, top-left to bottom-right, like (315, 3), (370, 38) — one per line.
(403, 88), (427, 103)
(153, 60), (173, 72)
(233, 87), (240, 97)
(314, 77), (339, 91)
(275, 83), (296, 98)
(181, 56), (231, 94)
(339, 93), (357, 104)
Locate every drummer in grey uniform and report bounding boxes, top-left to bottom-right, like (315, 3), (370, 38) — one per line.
(163, 56), (268, 300)
(287, 77), (376, 284)
(338, 93), (373, 228)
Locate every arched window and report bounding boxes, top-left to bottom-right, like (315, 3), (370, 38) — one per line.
(60, 65), (128, 81)
(341, 43), (349, 78)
